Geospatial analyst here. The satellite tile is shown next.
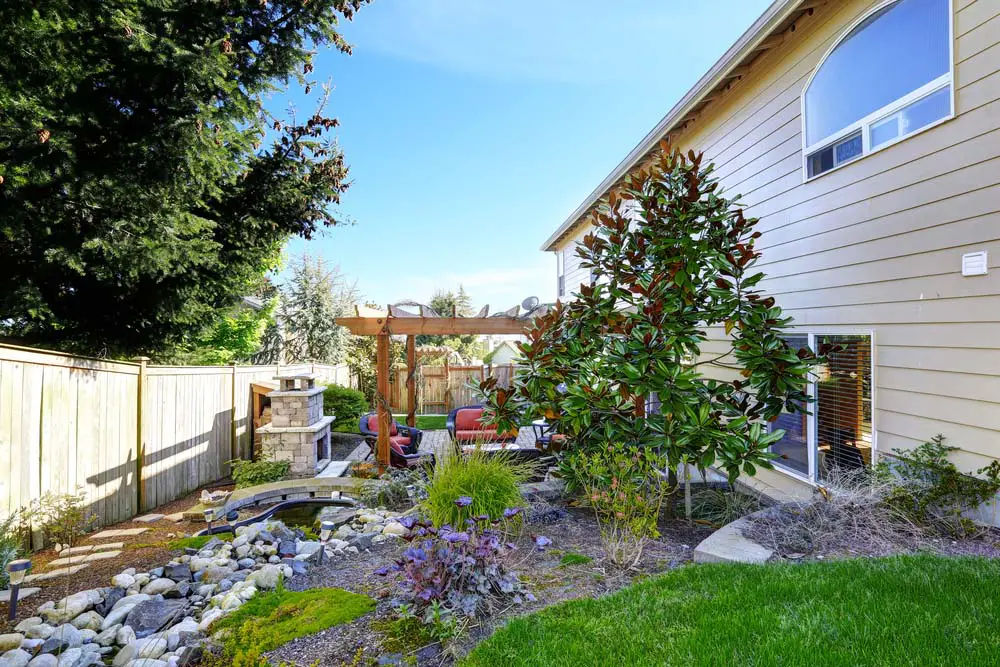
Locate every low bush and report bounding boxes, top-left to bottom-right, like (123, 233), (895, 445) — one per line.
(563, 445), (669, 567)
(323, 384), (369, 428)
(361, 468), (424, 510)
(422, 450), (532, 529)
(25, 490), (97, 548)
(0, 511), (22, 588)
(375, 509), (547, 627)
(879, 434), (1000, 536)
(229, 458), (291, 489)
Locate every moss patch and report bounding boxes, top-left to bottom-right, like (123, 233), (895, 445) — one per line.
(168, 533), (233, 551)
(558, 552), (593, 567)
(212, 587), (374, 666)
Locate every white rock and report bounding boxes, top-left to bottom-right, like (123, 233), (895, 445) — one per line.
(197, 609), (224, 632)
(123, 660), (167, 667)
(0, 637), (21, 654)
(42, 592), (96, 624)
(382, 522), (408, 537)
(140, 579), (175, 596)
(133, 574), (150, 587)
(24, 625), (53, 640)
(18, 640), (42, 653)
(0, 649), (31, 667)
(13, 620), (41, 634)
(187, 558), (212, 573)
(111, 574), (135, 589)
(246, 565), (281, 590)
(94, 625), (120, 647)
(113, 638), (166, 667)
(70, 612), (103, 631)
(27, 655), (57, 667)
(115, 626), (136, 647)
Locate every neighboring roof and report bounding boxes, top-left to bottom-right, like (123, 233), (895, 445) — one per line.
(542, 0), (815, 251)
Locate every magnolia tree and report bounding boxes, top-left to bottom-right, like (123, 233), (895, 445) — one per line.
(479, 143), (820, 485)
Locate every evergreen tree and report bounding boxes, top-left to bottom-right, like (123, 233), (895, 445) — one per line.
(417, 285), (486, 363)
(279, 255), (357, 364)
(0, 0), (368, 357)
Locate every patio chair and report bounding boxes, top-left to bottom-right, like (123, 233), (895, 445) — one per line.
(359, 413), (433, 469)
(447, 405), (518, 446)
(531, 419), (566, 453)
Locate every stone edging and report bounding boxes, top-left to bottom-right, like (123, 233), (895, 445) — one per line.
(692, 505), (784, 564)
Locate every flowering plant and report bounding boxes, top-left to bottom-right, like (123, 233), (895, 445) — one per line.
(375, 502), (548, 624)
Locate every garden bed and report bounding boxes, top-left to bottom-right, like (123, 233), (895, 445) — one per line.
(264, 500), (713, 666)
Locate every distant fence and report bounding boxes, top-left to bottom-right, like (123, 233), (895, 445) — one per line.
(388, 363), (518, 415)
(0, 343), (353, 526)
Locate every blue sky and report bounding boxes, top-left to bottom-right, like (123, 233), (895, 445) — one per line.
(280, 0), (773, 311)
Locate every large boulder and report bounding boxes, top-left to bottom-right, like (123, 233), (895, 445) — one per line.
(124, 600), (186, 639)
(42, 592), (99, 624)
(140, 580), (176, 597)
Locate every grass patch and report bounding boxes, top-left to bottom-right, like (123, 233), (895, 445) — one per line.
(334, 414), (447, 434)
(212, 586), (374, 666)
(168, 533), (233, 551)
(558, 552), (593, 567)
(462, 555), (1000, 667)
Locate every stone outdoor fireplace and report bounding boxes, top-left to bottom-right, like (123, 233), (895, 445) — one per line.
(257, 373), (334, 476)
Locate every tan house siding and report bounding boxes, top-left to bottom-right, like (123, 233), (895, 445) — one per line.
(552, 0), (1000, 498)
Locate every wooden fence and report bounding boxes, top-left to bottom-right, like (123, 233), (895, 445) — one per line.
(0, 344), (352, 526)
(388, 363), (517, 415)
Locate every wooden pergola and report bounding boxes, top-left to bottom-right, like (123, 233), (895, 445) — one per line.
(335, 304), (535, 469)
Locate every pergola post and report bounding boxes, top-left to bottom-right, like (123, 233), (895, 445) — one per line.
(376, 331), (391, 472)
(406, 335), (416, 428)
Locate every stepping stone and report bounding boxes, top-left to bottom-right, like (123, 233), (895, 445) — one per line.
(164, 513), (186, 523)
(135, 514), (164, 523)
(0, 587), (40, 603)
(94, 542), (124, 552)
(89, 527), (150, 540)
(316, 461), (350, 478)
(48, 550), (121, 568)
(59, 545), (94, 556)
(24, 564), (90, 584)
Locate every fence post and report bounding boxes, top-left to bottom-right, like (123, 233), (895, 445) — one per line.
(135, 356), (150, 513)
(230, 362), (239, 462)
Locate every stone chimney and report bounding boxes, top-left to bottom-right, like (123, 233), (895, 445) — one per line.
(257, 374), (334, 476)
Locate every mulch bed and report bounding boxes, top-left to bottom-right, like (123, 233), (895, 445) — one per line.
(266, 501), (714, 667)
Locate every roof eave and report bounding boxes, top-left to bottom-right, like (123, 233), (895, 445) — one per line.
(541, 0), (807, 252)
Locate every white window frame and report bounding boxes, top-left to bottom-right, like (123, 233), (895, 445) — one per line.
(770, 331), (877, 485)
(800, 0), (955, 182)
(556, 251), (565, 298)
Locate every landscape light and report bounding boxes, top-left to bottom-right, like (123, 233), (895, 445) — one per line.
(6, 559), (32, 621)
(319, 520), (335, 565)
(203, 508), (214, 531)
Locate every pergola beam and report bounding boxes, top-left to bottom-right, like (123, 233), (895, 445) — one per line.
(335, 316), (531, 336)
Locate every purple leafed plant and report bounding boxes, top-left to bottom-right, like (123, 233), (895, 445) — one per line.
(375, 507), (547, 624)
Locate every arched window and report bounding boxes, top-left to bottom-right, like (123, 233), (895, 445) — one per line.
(803, 0), (953, 178)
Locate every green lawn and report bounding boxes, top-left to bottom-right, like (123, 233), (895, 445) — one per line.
(333, 414), (447, 433)
(462, 555), (1000, 667)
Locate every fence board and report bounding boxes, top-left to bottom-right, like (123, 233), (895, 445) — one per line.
(389, 364), (519, 415)
(0, 344), (353, 526)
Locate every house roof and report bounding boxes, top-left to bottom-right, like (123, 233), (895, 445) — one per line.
(541, 0), (815, 251)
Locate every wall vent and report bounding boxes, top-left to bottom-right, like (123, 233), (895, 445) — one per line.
(961, 251), (988, 277)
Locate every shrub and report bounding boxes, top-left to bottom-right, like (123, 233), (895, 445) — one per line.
(422, 450), (531, 529)
(229, 458), (291, 489)
(564, 445), (669, 567)
(361, 468), (424, 510)
(0, 511), (23, 588)
(24, 490), (97, 548)
(879, 435), (1000, 537)
(374, 510), (546, 625)
(323, 384), (369, 428)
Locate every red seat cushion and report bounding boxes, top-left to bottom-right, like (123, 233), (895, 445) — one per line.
(390, 435), (411, 451)
(389, 439), (407, 456)
(455, 408), (485, 431)
(366, 415), (398, 436)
